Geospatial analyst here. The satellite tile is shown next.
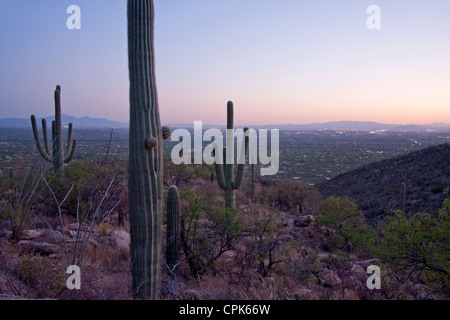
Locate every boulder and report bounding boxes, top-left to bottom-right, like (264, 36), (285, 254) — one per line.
(354, 258), (379, 268)
(18, 240), (59, 256)
(67, 223), (80, 230)
(320, 269), (342, 287)
(293, 286), (319, 300)
(180, 289), (201, 300)
(0, 294), (56, 300)
(350, 264), (367, 282)
(411, 283), (434, 300)
(0, 220), (12, 230)
(20, 229), (42, 240)
(294, 215), (314, 227)
(66, 223), (89, 232)
(110, 230), (130, 251)
(38, 229), (64, 243)
(343, 289), (360, 300)
(318, 252), (331, 262)
(0, 229), (12, 240)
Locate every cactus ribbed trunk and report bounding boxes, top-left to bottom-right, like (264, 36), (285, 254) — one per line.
(53, 87), (64, 172)
(128, 0), (163, 300)
(224, 185), (236, 210)
(166, 185), (181, 273)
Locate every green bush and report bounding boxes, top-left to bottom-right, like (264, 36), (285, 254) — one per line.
(378, 198), (450, 296)
(258, 178), (321, 214)
(179, 187), (241, 276)
(14, 256), (65, 298)
(316, 196), (376, 254)
(41, 159), (127, 222)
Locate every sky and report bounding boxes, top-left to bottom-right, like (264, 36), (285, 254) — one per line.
(0, 0), (449, 126)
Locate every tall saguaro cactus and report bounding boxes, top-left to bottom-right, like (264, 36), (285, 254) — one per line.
(128, 0), (165, 300)
(31, 85), (76, 173)
(166, 185), (181, 273)
(215, 101), (249, 209)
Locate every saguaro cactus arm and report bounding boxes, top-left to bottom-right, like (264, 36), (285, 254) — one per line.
(52, 86), (64, 171)
(42, 119), (51, 155)
(64, 140), (77, 164)
(214, 147), (227, 189)
(64, 122), (77, 164)
(232, 127), (249, 189)
(31, 115), (53, 162)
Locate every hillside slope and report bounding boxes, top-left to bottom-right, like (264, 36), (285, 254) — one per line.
(317, 143), (450, 221)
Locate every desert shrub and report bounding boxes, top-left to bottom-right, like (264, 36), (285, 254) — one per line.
(250, 206), (289, 276)
(260, 178), (321, 214)
(292, 248), (320, 285)
(179, 187), (241, 277)
(36, 160), (126, 271)
(41, 159), (127, 224)
(316, 196), (376, 254)
(164, 161), (214, 187)
(194, 164), (214, 182)
(0, 159), (48, 239)
(14, 255), (65, 298)
(233, 203), (291, 278)
(378, 198), (450, 296)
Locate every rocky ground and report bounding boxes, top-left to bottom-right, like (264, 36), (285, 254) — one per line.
(0, 207), (436, 300)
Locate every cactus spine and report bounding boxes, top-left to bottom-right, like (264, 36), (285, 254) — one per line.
(128, 0), (170, 300)
(214, 101), (249, 209)
(30, 85), (77, 173)
(166, 185), (180, 273)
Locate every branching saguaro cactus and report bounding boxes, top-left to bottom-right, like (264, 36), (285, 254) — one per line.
(215, 101), (249, 210)
(30, 85), (77, 173)
(166, 185), (180, 274)
(128, 0), (172, 300)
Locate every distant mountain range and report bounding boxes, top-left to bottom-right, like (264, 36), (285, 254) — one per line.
(0, 115), (128, 128)
(0, 115), (449, 131)
(254, 121), (450, 132)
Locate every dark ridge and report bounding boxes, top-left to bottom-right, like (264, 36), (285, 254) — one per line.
(317, 143), (450, 222)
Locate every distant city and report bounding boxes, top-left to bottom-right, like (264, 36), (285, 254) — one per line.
(1, 123), (449, 185)
(0, 114), (449, 132)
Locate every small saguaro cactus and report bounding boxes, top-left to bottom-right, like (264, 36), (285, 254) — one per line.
(401, 182), (406, 212)
(214, 101), (249, 210)
(166, 185), (181, 274)
(31, 85), (77, 173)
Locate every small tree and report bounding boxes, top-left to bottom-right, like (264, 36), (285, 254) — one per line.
(179, 187), (241, 277)
(245, 203), (288, 277)
(378, 198), (450, 296)
(316, 196), (376, 253)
